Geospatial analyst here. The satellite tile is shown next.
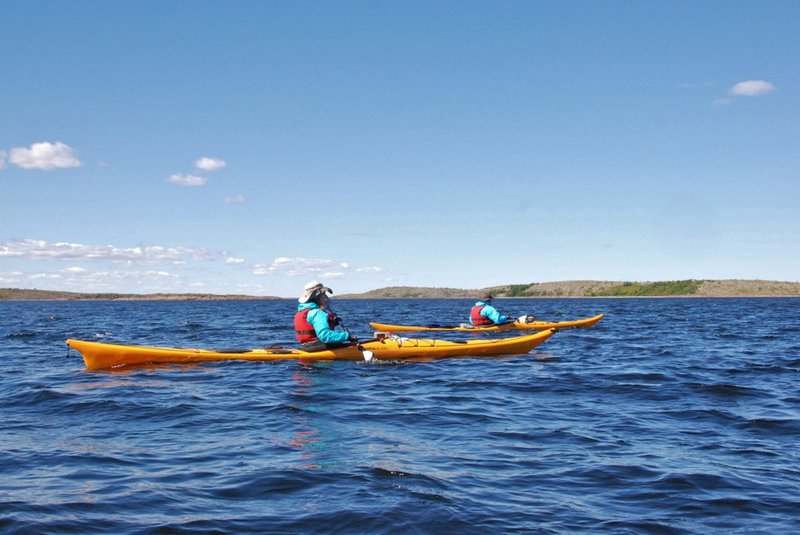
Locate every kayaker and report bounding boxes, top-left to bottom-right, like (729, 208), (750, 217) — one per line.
(294, 280), (358, 351)
(469, 293), (509, 326)
(470, 293), (536, 326)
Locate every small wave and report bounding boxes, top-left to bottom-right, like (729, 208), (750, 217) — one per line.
(601, 519), (684, 533)
(661, 407), (740, 425)
(693, 382), (764, 398)
(652, 471), (745, 492)
(6, 331), (38, 339)
(617, 371), (673, 382)
(261, 324), (292, 331)
(3, 386), (137, 418)
(367, 465), (452, 503)
(5, 386), (74, 407)
(737, 417), (800, 434)
(714, 332), (743, 340)
(730, 446), (781, 458)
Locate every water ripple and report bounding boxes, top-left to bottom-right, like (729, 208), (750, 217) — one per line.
(2, 298), (800, 533)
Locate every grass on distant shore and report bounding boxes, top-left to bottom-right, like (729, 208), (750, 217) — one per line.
(500, 280), (703, 297)
(594, 280), (703, 296)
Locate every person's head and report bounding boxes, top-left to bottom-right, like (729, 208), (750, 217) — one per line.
(481, 293), (494, 302)
(298, 280), (333, 304)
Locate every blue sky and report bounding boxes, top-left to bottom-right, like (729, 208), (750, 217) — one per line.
(1, 1), (797, 297)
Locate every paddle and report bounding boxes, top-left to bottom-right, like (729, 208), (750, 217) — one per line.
(322, 301), (375, 362)
(356, 332), (393, 363)
(322, 302), (351, 337)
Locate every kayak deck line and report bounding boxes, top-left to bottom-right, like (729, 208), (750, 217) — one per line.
(67, 329), (557, 371)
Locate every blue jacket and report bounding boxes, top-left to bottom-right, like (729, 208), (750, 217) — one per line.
(470, 300), (508, 325)
(296, 302), (351, 344)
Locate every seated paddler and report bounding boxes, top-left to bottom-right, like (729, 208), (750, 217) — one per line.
(469, 293), (535, 327)
(469, 293), (509, 326)
(294, 280), (358, 351)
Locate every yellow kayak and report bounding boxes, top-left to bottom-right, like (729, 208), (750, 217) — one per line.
(67, 329), (557, 370)
(370, 313), (604, 333)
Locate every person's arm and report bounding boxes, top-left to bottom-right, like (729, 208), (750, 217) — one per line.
(482, 304), (508, 324)
(308, 309), (352, 344)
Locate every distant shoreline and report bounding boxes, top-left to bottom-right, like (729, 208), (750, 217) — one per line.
(3, 279), (799, 301)
(0, 289), (282, 302)
(341, 279), (800, 299)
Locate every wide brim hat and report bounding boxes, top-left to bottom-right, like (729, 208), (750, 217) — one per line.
(298, 280), (333, 303)
(481, 293), (494, 301)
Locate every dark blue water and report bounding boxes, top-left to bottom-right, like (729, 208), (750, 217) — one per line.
(2, 298), (799, 534)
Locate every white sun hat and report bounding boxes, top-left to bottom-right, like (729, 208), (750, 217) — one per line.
(298, 280), (333, 303)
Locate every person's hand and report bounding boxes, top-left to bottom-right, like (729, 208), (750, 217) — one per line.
(348, 334), (359, 343)
(330, 314), (342, 326)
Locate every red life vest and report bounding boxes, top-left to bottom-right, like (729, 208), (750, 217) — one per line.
(294, 308), (338, 343)
(294, 309), (318, 343)
(470, 304), (493, 326)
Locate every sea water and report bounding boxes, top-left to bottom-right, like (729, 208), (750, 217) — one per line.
(1, 298), (799, 533)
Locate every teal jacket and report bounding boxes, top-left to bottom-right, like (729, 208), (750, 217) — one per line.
(296, 302), (351, 344)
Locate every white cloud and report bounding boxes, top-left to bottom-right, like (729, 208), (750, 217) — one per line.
(168, 173), (208, 186)
(224, 194), (246, 204)
(0, 271), (23, 284)
(730, 80), (776, 97)
(252, 265), (271, 276)
(0, 150), (6, 169)
(253, 256), (383, 279)
(59, 269), (178, 287)
(0, 239), (217, 264)
(7, 264), (183, 293)
(3, 240), (384, 295)
(259, 257), (341, 277)
(29, 273), (61, 280)
(356, 266), (383, 273)
(9, 141), (81, 170)
(195, 157), (227, 171)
